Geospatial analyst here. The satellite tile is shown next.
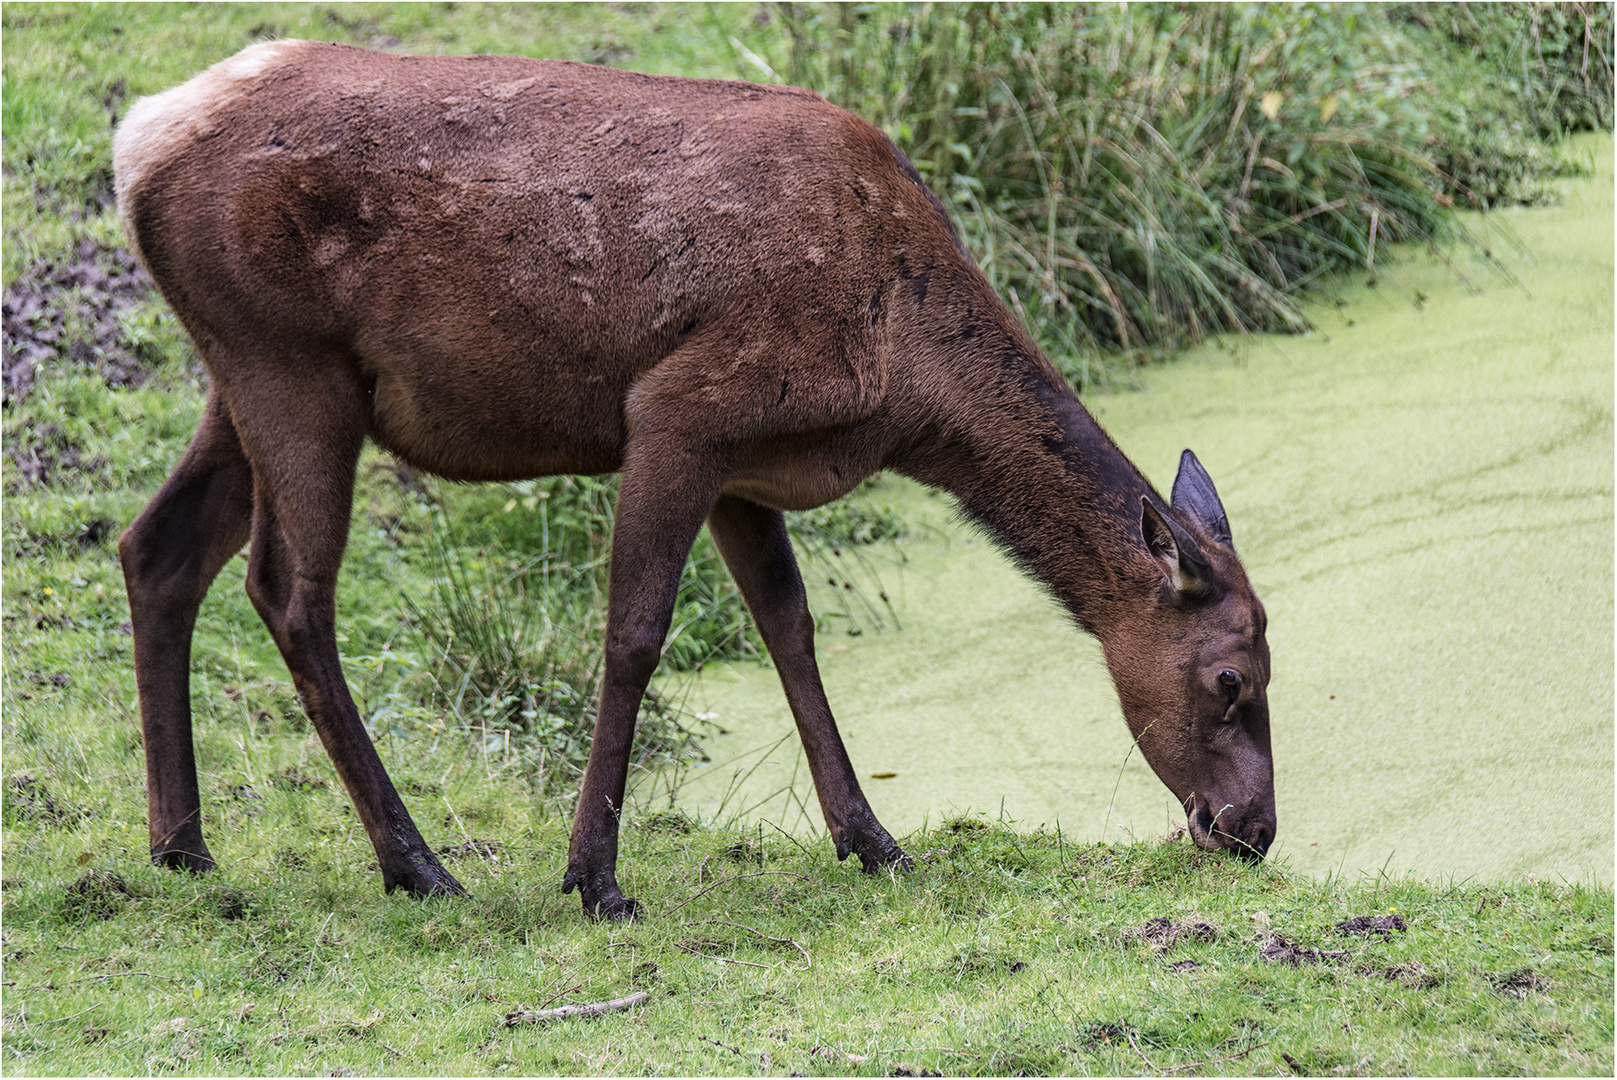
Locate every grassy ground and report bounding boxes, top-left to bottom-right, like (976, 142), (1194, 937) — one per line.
(3, 806), (1612, 1075)
(3, 4), (1613, 1075)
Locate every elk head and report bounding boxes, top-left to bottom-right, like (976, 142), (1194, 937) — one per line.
(1104, 450), (1276, 860)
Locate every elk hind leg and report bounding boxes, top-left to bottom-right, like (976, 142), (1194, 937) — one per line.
(234, 370), (465, 898)
(120, 392), (254, 872)
(706, 494), (909, 872)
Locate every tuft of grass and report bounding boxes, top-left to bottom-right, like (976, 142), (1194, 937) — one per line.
(1386, 2), (1615, 208)
(384, 514), (712, 802)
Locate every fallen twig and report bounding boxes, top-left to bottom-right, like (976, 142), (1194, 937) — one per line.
(686, 919), (812, 969)
(502, 991), (649, 1026)
(530, 982), (584, 1014)
(35, 1004), (101, 1026)
(1126, 1031), (1161, 1072)
(73, 971), (179, 983)
(664, 871), (810, 915)
(698, 1034), (747, 1058)
(674, 942), (773, 969)
(1215, 1042), (1266, 1065)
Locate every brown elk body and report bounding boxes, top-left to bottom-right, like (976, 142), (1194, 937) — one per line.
(113, 41), (1275, 919)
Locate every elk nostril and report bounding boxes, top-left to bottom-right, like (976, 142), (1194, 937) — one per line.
(1191, 804), (1215, 838)
(1245, 821), (1275, 859)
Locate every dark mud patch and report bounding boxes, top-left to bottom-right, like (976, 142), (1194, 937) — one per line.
(211, 886), (253, 921)
(229, 783), (264, 819)
(4, 773), (86, 827)
(63, 869), (134, 921)
(2, 238), (156, 405)
(4, 418), (111, 491)
(1362, 960), (1439, 989)
(1486, 967), (1552, 998)
(1336, 914), (1407, 939)
(637, 809), (697, 834)
(1259, 931), (1350, 966)
(271, 847), (310, 871)
(1125, 916), (1219, 951)
(943, 944), (1028, 977)
(1078, 1021), (1131, 1048)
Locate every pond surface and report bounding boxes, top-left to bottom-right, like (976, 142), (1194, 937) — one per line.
(667, 134), (1613, 885)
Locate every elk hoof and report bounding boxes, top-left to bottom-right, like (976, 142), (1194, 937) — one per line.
(836, 821), (910, 874)
(858, 843), (913, 874)
(383, 854), (468, 899)
(584, 892), (642, 922)
(562, 864), (640, 920)
(151, 843), (215, 874)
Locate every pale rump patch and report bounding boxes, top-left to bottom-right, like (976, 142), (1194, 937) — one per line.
(113, 39), (310, 267)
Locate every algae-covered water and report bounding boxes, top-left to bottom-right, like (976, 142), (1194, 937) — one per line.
(669, 134), (1613, 885)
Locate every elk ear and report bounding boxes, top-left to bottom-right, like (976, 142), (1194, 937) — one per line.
(1170, 449), (1232, 547)
(1141, 496), (1213, 597)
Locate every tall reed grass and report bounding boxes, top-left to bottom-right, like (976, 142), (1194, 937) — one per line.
(375, 475), (905, 797)
(767, 2), (1614, 388)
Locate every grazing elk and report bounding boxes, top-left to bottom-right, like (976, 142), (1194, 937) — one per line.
(113, 41), (1275, 920)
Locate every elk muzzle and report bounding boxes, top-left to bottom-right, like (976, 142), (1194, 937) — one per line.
(1186, 791), (1276, 861)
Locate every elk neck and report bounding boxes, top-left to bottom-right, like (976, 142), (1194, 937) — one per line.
(887, 269), (1162, 635)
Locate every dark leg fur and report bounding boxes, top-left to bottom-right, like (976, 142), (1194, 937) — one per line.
(563, 443), (729, 919)
(707, 494), (909, 873)
(120, 393), (253, 873)
(233, 370), (465, 898)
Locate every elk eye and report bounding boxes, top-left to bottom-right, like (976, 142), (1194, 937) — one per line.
(1217, 669), (1242, 702)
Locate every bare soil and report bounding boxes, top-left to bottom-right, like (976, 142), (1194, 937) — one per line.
(2, 238), (154, 404)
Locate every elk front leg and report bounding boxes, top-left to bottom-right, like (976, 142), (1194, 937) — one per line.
(707, 494), (909, 872)
(120, 393), (254, 872)
(562, 445), (727, 920)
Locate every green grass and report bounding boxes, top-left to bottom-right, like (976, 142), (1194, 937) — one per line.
(4, 797), (1612, 1075)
